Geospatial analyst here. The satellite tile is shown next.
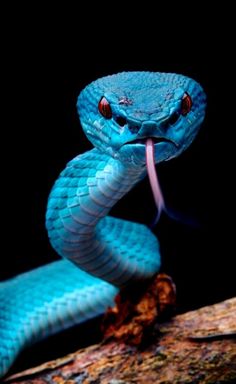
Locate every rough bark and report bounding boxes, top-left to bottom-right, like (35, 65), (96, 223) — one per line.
(5, 297), (236, 384)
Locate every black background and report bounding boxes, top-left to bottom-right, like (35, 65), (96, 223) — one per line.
(2, 7), (235, 373)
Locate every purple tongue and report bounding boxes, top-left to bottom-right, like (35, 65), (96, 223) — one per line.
(145, 138), (165, 223)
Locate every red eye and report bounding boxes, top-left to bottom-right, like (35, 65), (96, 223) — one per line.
(181, 92), (192, 116)
(98, 97), (112, 119)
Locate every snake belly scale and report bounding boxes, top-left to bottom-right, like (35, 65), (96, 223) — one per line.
(0, 71), (206, 377)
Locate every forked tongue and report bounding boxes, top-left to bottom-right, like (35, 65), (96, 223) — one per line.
(146, 138), (200, 228)
(145, 138), (165, 226)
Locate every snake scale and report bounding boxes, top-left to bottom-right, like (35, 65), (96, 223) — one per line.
(0, 71), (206, 377)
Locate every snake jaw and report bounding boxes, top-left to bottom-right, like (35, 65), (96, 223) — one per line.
(124, 136), (179, 148)
(116, 134), (181, 166)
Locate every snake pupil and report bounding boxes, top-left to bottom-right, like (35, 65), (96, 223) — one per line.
(98, 97), (112, 119)
(181, 92), (192, 115)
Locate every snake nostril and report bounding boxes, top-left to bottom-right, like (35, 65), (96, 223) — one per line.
(128, 124), (140, 134)
(115, 116), (127, 127)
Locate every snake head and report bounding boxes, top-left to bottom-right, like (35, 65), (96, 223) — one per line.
(77, 72), (206, 166)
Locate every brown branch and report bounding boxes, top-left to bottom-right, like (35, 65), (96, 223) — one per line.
(5, 297), (236, 384)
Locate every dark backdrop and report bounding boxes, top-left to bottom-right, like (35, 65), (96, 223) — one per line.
(2, 9), (235, 373)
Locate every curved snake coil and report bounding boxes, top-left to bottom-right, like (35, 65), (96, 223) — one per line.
(0, 72), (206, 377)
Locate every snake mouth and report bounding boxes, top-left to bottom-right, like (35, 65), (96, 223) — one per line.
(125, 136), (179, 148)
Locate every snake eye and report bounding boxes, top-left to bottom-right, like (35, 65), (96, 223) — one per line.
(181, 92), (192, 116)
(98, 97), (112, 119)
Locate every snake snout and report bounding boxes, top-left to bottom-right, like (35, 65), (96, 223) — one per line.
(126, 119), (160, 136)
(138, 120), (163, 138)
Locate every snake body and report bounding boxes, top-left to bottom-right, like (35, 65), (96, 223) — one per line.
(0, 72), (206, 377)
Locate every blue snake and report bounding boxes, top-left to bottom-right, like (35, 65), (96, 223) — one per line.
(0, 71), (206, 377)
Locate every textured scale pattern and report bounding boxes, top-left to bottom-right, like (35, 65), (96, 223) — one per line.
(0, 72), (206, 377)
(46, 149), (160, 286)
(0, 261), (118, 376)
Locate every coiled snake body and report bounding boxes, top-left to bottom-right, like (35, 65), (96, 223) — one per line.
(0, 72), (206, 377)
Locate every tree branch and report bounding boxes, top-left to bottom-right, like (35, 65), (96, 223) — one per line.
(5, 297), (236, 384)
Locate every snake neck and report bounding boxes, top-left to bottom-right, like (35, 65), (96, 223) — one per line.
(46, 148), (160, 287)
